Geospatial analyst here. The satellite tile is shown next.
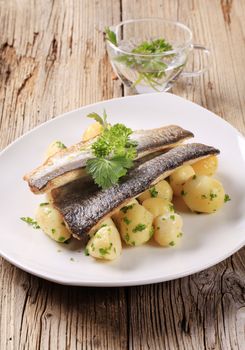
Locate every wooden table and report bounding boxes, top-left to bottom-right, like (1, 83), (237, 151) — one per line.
(0, 1), (244, 349)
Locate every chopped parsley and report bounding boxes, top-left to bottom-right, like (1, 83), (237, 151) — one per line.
(209, 191), (218, 201)
(40, 202), (49, 207)
(224, 194), (231, 203)
(131, 241), (136, 246)
(51, 228), (56, 234)
(162, 217), (166, 221)
(170, 215), (175, 221)
(58, 236), (66, 242)
(149, 186), (158, 198)
(181, 190), (187, 196)
(56, 141), (66, 149)
(133, 223), (146, 233)
(84, 248), (90, 256)
(99, 244), (112, 256)
(86, 111), (137, 189)
(169, 241), (175, 246)
(20, 217), (40, 229)
(120, 204), (134, 214)
(169, 204), (174, 212)
(177, 232), (183, 238)
(123, 217), (131, 225)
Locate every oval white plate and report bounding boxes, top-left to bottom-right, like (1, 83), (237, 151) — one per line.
(0, 93), (244, 286)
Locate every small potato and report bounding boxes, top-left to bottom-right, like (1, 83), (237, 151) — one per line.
(36, 203), (71, 242)
(183, 175), (225, 213)
(111, 199), (138, 228)
(154, 213), (183, 247)
(142, 198), (174, 218)
(86, 219), (122, 260)
(192, 155), (218, 176)
(138, 180), (173, 203)
(169, 165), (195, 196)
(45, 140), (66, 159)
(119, 203), (153, 246)
(82, 122), (103, 142)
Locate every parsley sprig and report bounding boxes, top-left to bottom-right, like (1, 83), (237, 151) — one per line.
(105, 28), (174, 90)
(86, 111), (137, 189)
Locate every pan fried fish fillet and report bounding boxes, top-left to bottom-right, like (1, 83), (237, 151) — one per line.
(52, 143), (219, 239)
(24, 125), (193, 194)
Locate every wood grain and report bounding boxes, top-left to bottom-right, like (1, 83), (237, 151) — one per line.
(0, 1), (244, 349)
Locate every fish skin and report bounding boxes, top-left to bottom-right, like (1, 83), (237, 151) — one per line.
(24, 125), (193, 194)
(52, 143), (219, 239)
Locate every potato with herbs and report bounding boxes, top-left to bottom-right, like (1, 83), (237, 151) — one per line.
(86, 218), (122, 260)
(36, 203), (71, 242)
(82, 122), (103, 142)
(111, 199), (138, 228)
(182, 175), (226, 213)
(142, 198), (174, 218)
(138, 180), (173, 203)
(154, 213), (183, 247)
(45, 140), (66, 159)
(119, 203), (153, 246)
(192, 155), (218, 176)
(169, 165), (195, 196)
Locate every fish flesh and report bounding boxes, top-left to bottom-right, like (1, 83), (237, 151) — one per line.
(24, 125), (193, 194)
(51, 143), (219, 239)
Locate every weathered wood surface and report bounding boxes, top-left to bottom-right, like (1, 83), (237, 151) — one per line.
(0, 1), (244, 349)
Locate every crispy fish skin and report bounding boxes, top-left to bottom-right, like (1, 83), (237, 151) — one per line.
(52, 143), (219, 239)
(24, 125), (193, 194)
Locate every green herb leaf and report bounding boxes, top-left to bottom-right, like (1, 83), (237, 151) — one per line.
(87, 110), (108, 128)
(169, 241), (175, 246)
(133, 223), (146, 233)
(84, 248), (89, 256)
(120, 204), (134, 213)
(123, 217), (131, 225)
(224, 194), (231, 203)
(149, 186), (158, 198)
(55, 141), (66, 149)
(105, 27), (117, 46)
(86, 117), (137, 189)
(40, 202), (49, 206)
(21, 217), (40, 229)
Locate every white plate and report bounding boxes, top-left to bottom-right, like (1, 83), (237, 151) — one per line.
(0, 93), (244, 286)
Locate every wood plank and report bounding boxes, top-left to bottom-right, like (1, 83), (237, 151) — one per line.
(121, 0), (245, 349)
(0, 1), (127, 349)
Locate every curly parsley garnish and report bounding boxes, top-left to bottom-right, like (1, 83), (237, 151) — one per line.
(86, 111), (137, 189)
(20, 217), (40, 229)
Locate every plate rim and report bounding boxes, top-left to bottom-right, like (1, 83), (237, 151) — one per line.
(1, 92), (244, 286)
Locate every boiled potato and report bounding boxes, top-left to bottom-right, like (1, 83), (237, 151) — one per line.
(111, 199), (138, 228)
(86, 218), (122, 260)
(182, 175), (225, 213)
(36, 203), (71, 242)
(142, 198), (174, 218)
(45, 140), (66, 159)
(192, 155), (218, 176)
(82, 122), (103, 142)
(169, 165), (195, 196)
(119, 203), (153, 246)
(138, 180), (173, 203)
(154, 213), (183, 247)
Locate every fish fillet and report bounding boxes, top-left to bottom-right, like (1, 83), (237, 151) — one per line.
(52, 143), (219, 239)
(24, 125), (193, 194)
